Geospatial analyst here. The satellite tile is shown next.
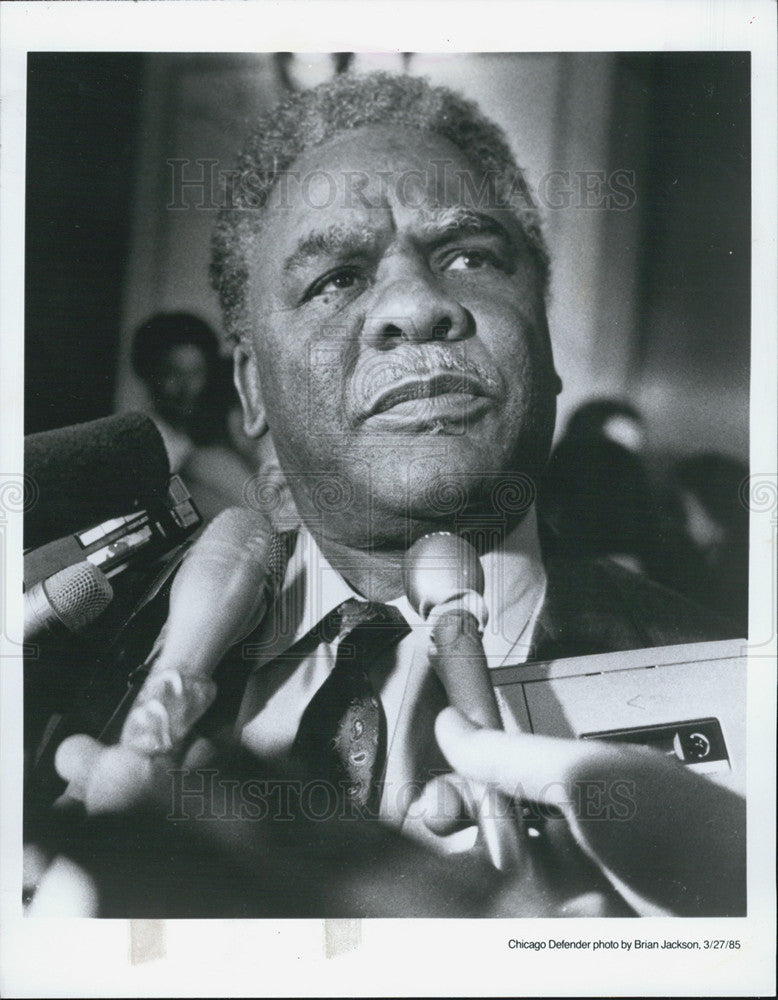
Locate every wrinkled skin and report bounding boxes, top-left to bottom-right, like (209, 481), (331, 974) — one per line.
(234, 126), (559, 563)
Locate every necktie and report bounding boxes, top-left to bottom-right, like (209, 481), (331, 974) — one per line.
(292, 598), (410, 815)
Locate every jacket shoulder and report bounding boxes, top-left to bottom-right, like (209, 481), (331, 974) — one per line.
(530, 557), (740, 661)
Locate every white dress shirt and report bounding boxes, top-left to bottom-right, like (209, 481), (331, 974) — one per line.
(237, 507), (547, 848)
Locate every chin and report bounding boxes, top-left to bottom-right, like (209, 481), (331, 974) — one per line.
(371, 445), (516, 529)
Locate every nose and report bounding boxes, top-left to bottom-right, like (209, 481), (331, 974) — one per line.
(363, 259), (472, 347)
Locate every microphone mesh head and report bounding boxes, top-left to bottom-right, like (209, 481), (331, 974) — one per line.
(403, 532), (485, 619)
(44, 562), (113, 632)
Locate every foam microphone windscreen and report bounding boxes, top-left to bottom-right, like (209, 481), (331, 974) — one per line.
(24, 412), (170, 551)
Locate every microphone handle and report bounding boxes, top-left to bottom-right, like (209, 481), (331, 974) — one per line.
(430, 609), (502, 730)
(429, 607), (522, 872)
(98, 665), (150, 745)
(24, 581), (64, 643)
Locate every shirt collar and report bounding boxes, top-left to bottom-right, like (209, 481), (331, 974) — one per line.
(478, 505), (547, 665)
(258, 506), (546, 669)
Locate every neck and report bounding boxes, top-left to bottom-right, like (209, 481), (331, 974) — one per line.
(314, 533), (407, 602)
(309, 508), (528, 603)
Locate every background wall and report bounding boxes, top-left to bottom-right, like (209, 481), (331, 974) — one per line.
(25, 53), (144, 433)
(26, 51), (750, 463)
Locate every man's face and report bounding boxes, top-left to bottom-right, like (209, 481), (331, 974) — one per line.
(151, 343), (209, 427)
(238, 126), (557, 546)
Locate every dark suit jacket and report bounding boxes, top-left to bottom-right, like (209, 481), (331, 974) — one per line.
(526, 555), (738, 664)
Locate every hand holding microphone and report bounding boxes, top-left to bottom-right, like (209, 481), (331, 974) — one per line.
(403, 532), (522, 871)
(120, 505), (275, 754)
(55, 506), (277, 812)
(435, 707), (747, 916)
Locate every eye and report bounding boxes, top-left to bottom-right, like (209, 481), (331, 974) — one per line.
(443, 249), (502, 272)
(305, 266), (364, 302)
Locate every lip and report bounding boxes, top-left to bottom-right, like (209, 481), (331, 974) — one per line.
(360, 371), (494, 421)
(367, 395), (492, 432)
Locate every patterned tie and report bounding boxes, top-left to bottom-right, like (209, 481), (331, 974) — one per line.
(292, 598), (410, 815)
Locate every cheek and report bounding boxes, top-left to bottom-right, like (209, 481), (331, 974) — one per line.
(254, 329), (351, 453)
(261, 299), (364, 395)
(471, 294), (548, 383)
(464, 266), (544, 338)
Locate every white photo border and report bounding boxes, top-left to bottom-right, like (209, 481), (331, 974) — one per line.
(1, 2), (775, 997)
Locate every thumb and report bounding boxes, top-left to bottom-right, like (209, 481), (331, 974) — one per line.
(434, 706), (585, 809)
(435, 705), (481, 742)
(434, 706), (513, 790)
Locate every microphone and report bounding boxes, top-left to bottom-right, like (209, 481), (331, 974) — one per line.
(150, 505), (275, 678)
(116, 506), (278, 754)
(403, 531), (521, 871)
(24, 561), (114, 643)
(24, 413), (170, 552)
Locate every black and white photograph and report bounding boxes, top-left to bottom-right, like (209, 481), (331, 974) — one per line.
(1, 2), (776, 997)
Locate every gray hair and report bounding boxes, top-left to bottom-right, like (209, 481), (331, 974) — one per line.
(211, 71), (549, 344)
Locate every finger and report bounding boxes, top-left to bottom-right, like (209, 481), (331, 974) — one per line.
(434, 706), (600, 808)
(25, 855), (99, 917)
(556, 890), (623, 918)
(56, 734), (162, 815)
(54, 734), (103, 786)
(22, 843), (50, 907)
(417, 773), (473, 836)
(83, 745), (158, 814)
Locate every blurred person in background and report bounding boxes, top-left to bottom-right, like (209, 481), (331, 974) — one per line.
(539, 398), (662, 578)
(667, 453), (749, 635)
(131, 311), (254, 522)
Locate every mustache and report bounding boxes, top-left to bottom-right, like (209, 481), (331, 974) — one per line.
(349, 346), (500, 420)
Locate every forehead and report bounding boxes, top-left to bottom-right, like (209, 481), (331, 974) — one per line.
(259, 125), (516, 248)
(160, 343), (207, 370)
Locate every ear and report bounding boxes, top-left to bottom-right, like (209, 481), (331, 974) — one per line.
(233, 341), (268, 438)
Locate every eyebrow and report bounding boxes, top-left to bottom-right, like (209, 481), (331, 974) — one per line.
(282, 208), (517, 275)
(415, 206), (513, 242)
(282, 225), (382, 274)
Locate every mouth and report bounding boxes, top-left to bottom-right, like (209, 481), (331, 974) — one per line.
(362, 371), (494, 422)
